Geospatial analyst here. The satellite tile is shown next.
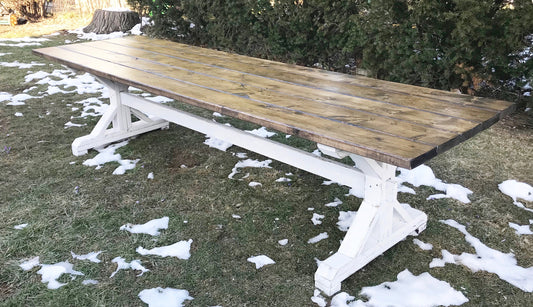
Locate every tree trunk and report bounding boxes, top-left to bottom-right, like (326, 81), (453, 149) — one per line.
(83, 9), (140, 34)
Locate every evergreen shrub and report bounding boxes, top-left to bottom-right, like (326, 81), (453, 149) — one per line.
(127, 0), (532, 103)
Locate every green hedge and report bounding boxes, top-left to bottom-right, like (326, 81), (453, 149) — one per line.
(127, 0), (532, 101)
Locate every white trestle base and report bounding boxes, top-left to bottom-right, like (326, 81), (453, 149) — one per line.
(72, 77), (427, 296)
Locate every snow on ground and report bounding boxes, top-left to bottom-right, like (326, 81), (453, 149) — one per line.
(81, 140), (140, 175)
(71, 251), (102, 263)
(327, 270), (468, 307)
(431, 219), (533, 292)
(110, 257), (150, 278)
(413, 238), (433, 251)
(120, 216), (169, 236)
(278, 239), (288, 246)
(311, 213), (325, 225)
(308, 232), (329, 244)
(498, 179), (533, 212)
(325, 197), (343, 207)
(136, 239), (193, 259)
(37, 261), (84, 289)
(0, 37), (49, 47)
(247, 255), (276, 269)
(138, 287), (194, 307)
(397, 165), (473, 203)
(246, 126), (276, 138)
(509, 222), (533, 235)
(14, 223), (28, 230)
(19, 256), (40, 271)
(228, 158), (272, 179)
(0, 61), (45, 69)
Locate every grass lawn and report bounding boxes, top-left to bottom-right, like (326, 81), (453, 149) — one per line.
(1, 30), (532, 306)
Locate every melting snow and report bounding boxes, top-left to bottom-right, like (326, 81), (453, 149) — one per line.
(71, 251), (102, 263)
(397, 165), (473, 203)
(136, 239), (193, 259)
(498, 180), (533, 212)
(247, 255), (275, 269)
(82, 279), (99, 285)
(509, 222), (533, 235)
(246, 126), (276, 138)
(0, 61), (45, 69)
(120, 216), (169, 236)
(82, 140), (140, 175)
(308, 232), (329, 244)
(228, 158), (272, 179)
(278, 239), (288, 246)
(138, 287), (194, 307)
(14, 223), (28, 230)
(330, 270), (468, 307)
(325, 197), (343, 207)
(204, 135), (233, 151)
(337, 211), (357, 232)
(413, 238), (433, 251)
(19, 256), (40, 271)
(37, 261), (84, 289)
(110, 257), (149, 278)
(431, 219), (533, 292)
(0, 37), (48, 47)
(311, 213), (325, 225)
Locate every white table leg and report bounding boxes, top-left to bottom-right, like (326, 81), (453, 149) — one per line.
(71, 78), (169, 156)
(315, 146), (427, 296)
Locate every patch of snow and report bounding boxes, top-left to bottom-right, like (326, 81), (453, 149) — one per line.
(147, 172), (154, 180)
(336, 270), (468, 307)
(146, 95), (173, 103)
(433, 219), (533, 292)
(397, 165), (472, 203)
(0, 37), (48, 47)
(138, 287), (194, 307)
(228, 159), (272, 179)
(247, 255), (275, 269)
(325, 197), (343, 207)
(64, 121), (86, 128)
(69, 28), (129, 41)
(249, 181), (262, 187)
(508, 222), (533, 235)
(37, 261), (84, 289)
(204, 135), (233, 151)
(413, 238), (433, 251)
(232, 214), (241, 219)
(19, 256), (40, 271)
(110, 257), (149, 278)
(71, 251), (102, 263)
(311, 289), (327, 307)
(275, 177), (291, 182)
(82, 279), (99, 285)
(0, 61), (45, 69)
(82, 140), (139, 175)
(136, 239), (193, 259)
(213, 112), (224, 117)
(498, 180), (533, 212)
(120, 216), (169, 236)
(308, 232), (329, 244)
(312, 149), (322, 157)
(246, 126), (276, 138)
(337, 211), (357, 232)
(14, 112), (23, 117)
(14, 223), (28, 230)
(278, 239), (288, 246)
(311, 213), (325, 225)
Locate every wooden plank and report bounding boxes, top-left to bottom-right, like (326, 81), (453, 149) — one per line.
(33, 46), (436, 168)
(78, 40), (483, 135)
(114, 36), (514, 117)
(60, 42), (460, 146)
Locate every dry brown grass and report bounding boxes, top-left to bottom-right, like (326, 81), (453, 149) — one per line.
(0, 12), (92, 39)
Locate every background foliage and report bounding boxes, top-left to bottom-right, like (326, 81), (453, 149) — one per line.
(127, 0), (533, 104)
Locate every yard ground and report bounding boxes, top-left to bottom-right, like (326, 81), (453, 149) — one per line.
(1, 16), (532, 306)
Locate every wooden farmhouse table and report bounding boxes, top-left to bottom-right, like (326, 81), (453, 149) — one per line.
(34, 36), (515, 295)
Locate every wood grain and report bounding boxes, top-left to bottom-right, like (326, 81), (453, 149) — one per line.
(33, 36), (515, 169)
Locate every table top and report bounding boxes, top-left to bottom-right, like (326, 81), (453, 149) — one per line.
(33, 36), (515, 169)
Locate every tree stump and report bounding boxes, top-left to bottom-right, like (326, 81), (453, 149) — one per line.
(83, 9), (140, 34)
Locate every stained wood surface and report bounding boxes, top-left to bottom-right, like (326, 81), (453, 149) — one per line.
(33, 36), (515, 169)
